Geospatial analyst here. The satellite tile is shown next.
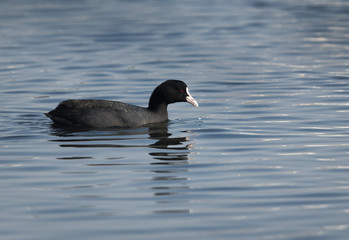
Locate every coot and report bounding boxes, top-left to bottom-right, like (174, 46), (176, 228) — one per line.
(45, 80), (199, 128)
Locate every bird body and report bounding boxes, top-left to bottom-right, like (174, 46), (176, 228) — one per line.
(45, 80), (198, 128)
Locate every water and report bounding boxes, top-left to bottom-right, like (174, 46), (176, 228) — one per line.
(1, 0), (349, 239)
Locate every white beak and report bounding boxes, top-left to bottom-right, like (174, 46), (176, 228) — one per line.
(185, 87), (199, 107)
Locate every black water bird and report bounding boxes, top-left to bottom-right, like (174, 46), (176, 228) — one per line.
(45, 80), (199, 128)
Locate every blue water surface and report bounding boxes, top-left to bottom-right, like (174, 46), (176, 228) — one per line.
(1, 0), (349, 239)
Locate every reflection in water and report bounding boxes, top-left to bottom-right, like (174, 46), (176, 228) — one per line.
(49, 122), (193, 214)
(147, 125), (192, 214)
(49, 122), (192, 162)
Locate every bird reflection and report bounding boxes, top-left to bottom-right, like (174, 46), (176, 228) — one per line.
(49, 122), (193, 214)
(49, 121), (192, 163)
(144, 124), (192, 214)
(147, 123), (191, 163)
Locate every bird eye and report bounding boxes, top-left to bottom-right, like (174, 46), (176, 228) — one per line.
(179, 89), (185, 93)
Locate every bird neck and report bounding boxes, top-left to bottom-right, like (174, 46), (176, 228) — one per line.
(148, 88), (168, 114)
